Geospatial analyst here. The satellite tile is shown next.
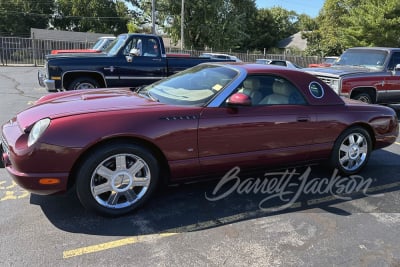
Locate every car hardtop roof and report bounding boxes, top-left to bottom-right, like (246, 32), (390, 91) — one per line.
(118, 33), (161, 38)
(346, 47), (400, 52)
(207, 62), (301, 73)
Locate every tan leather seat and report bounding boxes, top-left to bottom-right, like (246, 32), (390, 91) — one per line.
(241, 77), (263, 105)
(259, 80), (291, 104)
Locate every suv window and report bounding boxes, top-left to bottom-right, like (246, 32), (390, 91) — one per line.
(387, 52), (400, 70)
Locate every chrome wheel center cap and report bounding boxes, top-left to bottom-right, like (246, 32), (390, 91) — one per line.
(112, 171), (133, 192)
(349, 145), (360, 159)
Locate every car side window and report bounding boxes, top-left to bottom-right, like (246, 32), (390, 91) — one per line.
(258, 77), (307, 105)
(387, 52), (400, 70)
(229, 75), (307, 106)
(142, 38), (160, 57)
(235, 75), (273, 106)
(270, 61), (286, 67)
(123, 38), (139, 56)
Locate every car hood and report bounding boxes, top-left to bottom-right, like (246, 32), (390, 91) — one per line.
(303, 65), (373, 77)
(46, 52), (108, 60)
(16, 88), (163, 131)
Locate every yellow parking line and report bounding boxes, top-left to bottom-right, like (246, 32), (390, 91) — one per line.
(63, 233), (178, 259)
(62, 202), (302, 259)
(395, 142), (400, 146)
(62, 175), (400, 259)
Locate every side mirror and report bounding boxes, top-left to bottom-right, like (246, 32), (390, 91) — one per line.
(129, 48), (141, 56)
(226, 93), (252, 106)
(392, 64), (400, 75)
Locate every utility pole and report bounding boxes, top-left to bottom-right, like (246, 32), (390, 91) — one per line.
(180, 0), (184, 50)
(151, 0), (156, 34)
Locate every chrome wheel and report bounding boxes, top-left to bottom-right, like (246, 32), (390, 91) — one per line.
(330, 127), (372, 175)
(337, 131), (370, 173)
(90, 153), (151, 209)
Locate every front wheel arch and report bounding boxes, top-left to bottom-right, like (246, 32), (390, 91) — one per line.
(63, 72), (106, 90)
(68, 137), (170, 192)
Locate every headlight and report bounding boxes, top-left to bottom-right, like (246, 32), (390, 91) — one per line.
(330, 79), (340, 94)
(28, 118), (51, 147)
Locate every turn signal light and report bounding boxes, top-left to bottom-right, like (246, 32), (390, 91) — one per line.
(39, 178), (60, 185)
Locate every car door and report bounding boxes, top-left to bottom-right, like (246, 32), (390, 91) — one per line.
(381, 51), (400, 102)
(105, 36), (168, 87)
(197, 75), (318, 175)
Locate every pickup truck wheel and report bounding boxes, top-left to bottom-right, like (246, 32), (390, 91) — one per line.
(76, 143), (159, 217)
(330, 126), (371, 175)
(68, 77), (100, 90)
(353, 93), (373, 104)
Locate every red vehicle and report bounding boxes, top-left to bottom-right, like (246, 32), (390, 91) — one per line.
(305, 48), (400, 104)
(50, 36), (116, 54)
(308, 56), (338, 68)
(1, 63), (398, 216)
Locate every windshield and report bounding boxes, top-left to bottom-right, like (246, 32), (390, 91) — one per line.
(104, 35), (127, 56)
(324, 57), (337, 64)
(92, 38), (114, 51)
(139, 64), (239, 106)
(335, 49), (388, 70)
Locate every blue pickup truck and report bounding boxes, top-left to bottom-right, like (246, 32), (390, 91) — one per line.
(39, 33), (233, 92)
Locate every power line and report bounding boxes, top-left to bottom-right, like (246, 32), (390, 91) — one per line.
(0, 10), (131, 20)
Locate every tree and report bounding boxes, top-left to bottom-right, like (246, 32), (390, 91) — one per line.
(0, 0), (54, 36)
(304, 0), (351, 56)
(305, 0), (400, 56)
(250, 8), (277, 51)
(52, 0), (130, 34)
(131, 0), (257, 51)
(342, 0), (400, 47)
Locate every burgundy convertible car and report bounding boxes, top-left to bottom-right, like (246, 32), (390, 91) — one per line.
(1, 63), (398, 216)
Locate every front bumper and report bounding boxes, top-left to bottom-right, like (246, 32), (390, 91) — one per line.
(38, 70), (56, 92)
(1, 121), (76, 195)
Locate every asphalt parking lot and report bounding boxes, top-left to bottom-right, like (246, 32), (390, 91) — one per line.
(1, 66), (400, 266)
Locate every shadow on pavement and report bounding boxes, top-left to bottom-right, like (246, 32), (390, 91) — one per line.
(30, 148), (400, 237)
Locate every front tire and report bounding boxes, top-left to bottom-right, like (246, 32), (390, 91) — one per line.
(330, 127), (372, 175)
(353, 93), (373, 104)
(76, 142), (159, 217)
(68, 77), (100, 90)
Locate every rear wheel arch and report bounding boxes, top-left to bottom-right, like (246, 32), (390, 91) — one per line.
(62, 71), (106, 90)
(67, 137), (171, 192)
(329, 124), (375, 175)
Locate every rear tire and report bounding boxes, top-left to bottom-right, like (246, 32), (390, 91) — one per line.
(68, 77), (100, 90)
(330, 126), (372, 175)
(76, 142), (159, 217)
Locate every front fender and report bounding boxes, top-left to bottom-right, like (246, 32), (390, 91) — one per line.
(62, 71), (107, 89)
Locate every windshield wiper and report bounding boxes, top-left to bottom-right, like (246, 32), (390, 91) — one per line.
(147, 91), (159, 102)
(136, 87), (158, 102)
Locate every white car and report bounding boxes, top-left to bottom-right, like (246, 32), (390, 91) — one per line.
(256, 59), (302, 69)
(200, 53), (242, 62)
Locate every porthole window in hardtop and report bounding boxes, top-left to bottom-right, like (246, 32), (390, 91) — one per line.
(309, 82), (324, 99)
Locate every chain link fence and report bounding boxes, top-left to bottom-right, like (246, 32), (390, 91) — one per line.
(0, 36), (320, 67)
